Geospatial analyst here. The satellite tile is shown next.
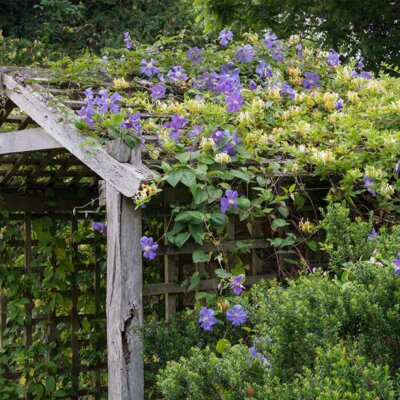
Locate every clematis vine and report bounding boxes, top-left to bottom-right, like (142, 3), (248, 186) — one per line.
(327, 49), (340, 67)
(249, 81), (257, 90)
(187, 47), (203, 63)
(92, 222), (107, 236)
(249, 345), (271, 367)
(230, 275), (245, 295)
(302, 72), (320, 89)
(167, 66), (188, 85)
(124, 32), (132, 49)
(225, 91), (244, 112)
(395, 161), (400, 174)
(198, 308), (217, 331)
(334, 99), (344, 110)
(221, 190), (239, 214)
(226, 305), (248, 326)
(218, 29), (233, 47)
(255, 60), (272, 78)
(392, 253), (400, 274)
(368, 227), (378, 240)
(140, 59), (159, 77)
(140, 236), (159, 260)
(234, 44), (256, 63)
(78, 105), (95, 129)
(262, 31), (277, 48)
(120, 111), (141, 135)
(94, 90), (121, 114)
(151, 84), (166, 100)
(280, 81), (296, 99)
(364, 176), (376, 197)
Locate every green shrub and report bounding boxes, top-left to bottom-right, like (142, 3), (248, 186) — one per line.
(259, 344), (396, 400)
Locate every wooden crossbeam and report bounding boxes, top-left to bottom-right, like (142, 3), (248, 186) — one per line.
(1, 73), (155, 197)
(0, 127), (63, 155)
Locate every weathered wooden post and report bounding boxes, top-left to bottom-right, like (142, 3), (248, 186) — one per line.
(105, 139), (144, 400)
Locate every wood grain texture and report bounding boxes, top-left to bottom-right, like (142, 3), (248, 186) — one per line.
(106, 141), (144, 400)
(1, 73), (155, 197)
(0, 127), (63, 155)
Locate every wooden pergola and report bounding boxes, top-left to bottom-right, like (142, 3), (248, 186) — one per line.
(0, 67), (278, 399)
(0, 67), (154, 399)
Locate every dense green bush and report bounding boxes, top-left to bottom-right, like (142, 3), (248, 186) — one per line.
(156, 215), (400, 398)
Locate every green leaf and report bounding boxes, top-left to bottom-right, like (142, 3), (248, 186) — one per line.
(195, 292), (208, 300)
(216, 339), (231, 354)
(45, 376), (56, 393)
(189, 224), (205, 244)
(215, 269), (232, 279)
(192, 184), (209, 204)
(188, 272), (200, 292)
(307, 240), (318, 252)
(193, 250), (211, 263)
(175, 152), (191, 164)
(166, 169), (184, 187)
(181, 169), (196, 187)
(211, 212), (229, 226)
(174, 232), (191, 248)
(272, 219), (289, 228)
(229, 170), (251, 182)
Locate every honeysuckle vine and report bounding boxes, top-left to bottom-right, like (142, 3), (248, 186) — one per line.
(49, 28), (400, 353)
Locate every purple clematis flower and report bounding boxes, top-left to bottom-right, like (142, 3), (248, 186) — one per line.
(198, 308), (217, 331)
(262, 31), (278, 48)
(218, 29), (234, 47)
(364, 176), (376, 197)
(249, 346), (270, 366)
(221, 190), (239, 214)
(360, 71), (372, 79)
(94, 90), (121, 114)
(234, 44), (256, 63)
(140, 59), (159, 77)
(334, 99), (344, 110)
(92, 222), (107, 236)
(230, 275), (245, 295)
(151, 84), (166, 100)
(124, 32), (132, 49)
(327, 49), (340, 67)
(167, 66), (188, 85)
(281, 81), (296, 100)
(215, 74), (240, 95)
(140, 236), (159, 260)
(249, 81), (258, 90)
(212, 128), (230, 145)
(392, 253), (400, 274)
(120, 111), (141, 135)
(226, 91), (244, 112)
(222, 130), (240, 156)
(296, 43), (303, 57)
(272, 50), (285, 63)
(78, 105), (95, 129)
(356, 57), (365, 71)
(368, 227), (378, 240)
(395, 161), (400, 174)
(187, 47), (203, 63)
(226, 305), (247, 326)
(255, 60), (272, 78)
(84, 88), (94, 104)
(302, 72), (320, 89)
(164, 114), (188, 131)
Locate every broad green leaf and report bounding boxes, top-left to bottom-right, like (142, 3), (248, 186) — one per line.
(216, 339), (231, 354)
(188, 272), (200, 291)
(166, 169), (184, 187)
(193, 250), (211, 263)
(174, 232), (191, 248)
(181, 169), (196, 187)
(272, 219), (289, 228)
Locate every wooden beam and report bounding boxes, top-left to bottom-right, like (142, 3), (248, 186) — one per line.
(106, 140), (144, 400)
(1, 73), (155, 197)
(0, 127), (63, 155)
